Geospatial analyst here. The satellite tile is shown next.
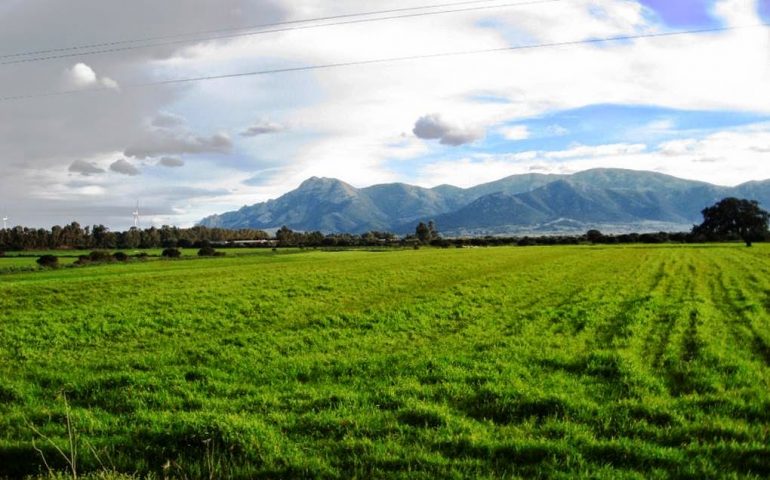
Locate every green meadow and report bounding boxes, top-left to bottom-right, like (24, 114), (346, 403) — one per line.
(1, 245), (769, 479)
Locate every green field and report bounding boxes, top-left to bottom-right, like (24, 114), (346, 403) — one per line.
(1, 246), (769, 479)
(0, 249), (275, 274)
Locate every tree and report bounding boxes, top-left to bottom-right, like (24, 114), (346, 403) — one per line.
(585, 229), (604, 244)
(693, 197), (769, 247)
(416, 221), (440, 244)
(276, 226), (295, 247)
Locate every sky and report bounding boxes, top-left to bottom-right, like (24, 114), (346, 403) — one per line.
(0, 0), (769, 229)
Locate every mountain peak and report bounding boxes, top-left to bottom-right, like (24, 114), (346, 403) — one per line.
(299, 176), (341, 187)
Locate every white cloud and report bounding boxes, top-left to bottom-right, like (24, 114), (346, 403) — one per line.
(499, 125), (531, 141)
(659, 139), (699, 156)
(68, 63), (119, 90)
(713, 0), (760, 27)
(154, 0), (769, 205)
(416, 124), (770, 188)
(69, 63), (97, 87)
(75, 185), (107, 196)
(545, 143), (648, 160)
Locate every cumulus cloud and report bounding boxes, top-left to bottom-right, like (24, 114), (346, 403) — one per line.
(413, 114), (483, 146)
(152, 112), (187, 129)
(69, 63), (97, 87)
(109, 159), (140, 176)
(158, 156), (185, 168)
(240, 120), (286, 137)
(125, 132), (232, 159)
(68, 63), (119, 90)
(69, 159), (105, 176)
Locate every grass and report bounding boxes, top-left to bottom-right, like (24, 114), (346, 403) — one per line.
(0, 248), (284, 274)
(1, 245), (769, 479)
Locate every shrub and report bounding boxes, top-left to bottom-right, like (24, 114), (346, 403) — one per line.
(161, 248), (181, 258)
(88, 250), (114, 263)
(113, 252), (129, 262)
(36, 255), (58, 268)
(197, 246), (216, 257)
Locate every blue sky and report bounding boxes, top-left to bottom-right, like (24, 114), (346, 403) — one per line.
(638, 0), (721, 28)
(486, 105), (769, 153)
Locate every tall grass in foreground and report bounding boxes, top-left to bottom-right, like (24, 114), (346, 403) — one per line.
(1, 245), (769, 479)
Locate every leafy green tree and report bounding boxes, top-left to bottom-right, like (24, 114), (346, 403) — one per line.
(416, 222), (431, 244)
(415, 221), (440, 244)
(693, 197), (769, 247)
(276, 226), (296, 247)
(586, 229), (604, 244)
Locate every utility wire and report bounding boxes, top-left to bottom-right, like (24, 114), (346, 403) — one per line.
(0, 0), (496, 59)
(2, 22), (767, 102)
(0, 0), (555, 64)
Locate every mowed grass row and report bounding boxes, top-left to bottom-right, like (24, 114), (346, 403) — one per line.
(0, 246), (769, 479)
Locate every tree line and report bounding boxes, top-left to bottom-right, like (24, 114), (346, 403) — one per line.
(0, 223), (269, 251)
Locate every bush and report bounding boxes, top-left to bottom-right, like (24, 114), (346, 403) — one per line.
(36, 255), (58, 268)
(197, 246), (216, 257)
(88, 250), (114, 263)
(161, 248), (181, 258)
(113, 252), (129, 262)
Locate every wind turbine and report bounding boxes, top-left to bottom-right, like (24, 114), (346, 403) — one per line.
(132, 201), (140, 229)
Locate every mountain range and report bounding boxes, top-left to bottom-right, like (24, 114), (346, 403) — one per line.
(198, 168), (770, 236)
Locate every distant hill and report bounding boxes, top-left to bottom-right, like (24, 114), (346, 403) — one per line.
(199, 168), (769, 236)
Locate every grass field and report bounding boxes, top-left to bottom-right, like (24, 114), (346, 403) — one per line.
(0, 249), (275, 274)
(1, 245), (769, 479)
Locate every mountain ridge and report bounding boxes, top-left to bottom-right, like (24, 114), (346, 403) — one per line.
(199, 168), (769, 235)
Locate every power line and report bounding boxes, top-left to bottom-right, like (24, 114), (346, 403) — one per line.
(0, 0), (496, 60)
(2, 22), (767, 102)
(0, 0), (561, 65)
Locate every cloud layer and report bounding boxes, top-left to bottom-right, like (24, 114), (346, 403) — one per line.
(1, 0), (769, 229)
